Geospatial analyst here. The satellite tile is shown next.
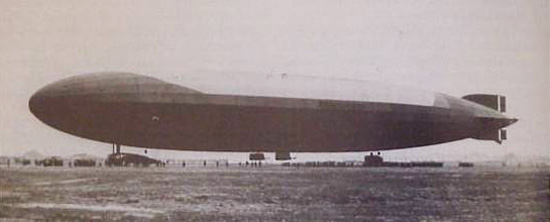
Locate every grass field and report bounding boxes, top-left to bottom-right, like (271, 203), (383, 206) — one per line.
(1, 166), (549, 221)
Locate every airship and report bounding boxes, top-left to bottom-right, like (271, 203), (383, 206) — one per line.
(29, 72), (517, 160)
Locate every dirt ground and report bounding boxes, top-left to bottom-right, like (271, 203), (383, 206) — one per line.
(1, 166), (549, 221)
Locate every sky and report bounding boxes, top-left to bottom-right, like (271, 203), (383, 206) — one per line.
(1, 0), (548, 162)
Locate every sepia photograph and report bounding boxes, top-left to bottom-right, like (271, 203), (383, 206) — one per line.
(1, 0), (549, 221)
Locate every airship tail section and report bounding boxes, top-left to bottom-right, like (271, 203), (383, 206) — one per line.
(462, 94), (515, 144)
(462, 94), (506, 113)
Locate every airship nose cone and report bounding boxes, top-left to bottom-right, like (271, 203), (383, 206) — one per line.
(30, 84), (54, 100)
(29, 84), (55, 120)
(29, 86), (45, 111)
(29, 77), (75, 124)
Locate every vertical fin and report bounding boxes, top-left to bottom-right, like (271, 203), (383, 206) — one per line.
(462, 94), (507, 113)
(499, 96), (506, 113)
(500, 129), (507, 141)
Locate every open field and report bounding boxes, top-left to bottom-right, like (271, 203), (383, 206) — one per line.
(1, 166), (549, 221)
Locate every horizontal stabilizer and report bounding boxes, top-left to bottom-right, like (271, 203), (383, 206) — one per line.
(462, 94), (506, 113)
(473, 129), (507, 144)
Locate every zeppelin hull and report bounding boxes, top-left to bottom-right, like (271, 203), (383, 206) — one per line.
(31, 96), (483, 152)
(28, 72), (517, 152)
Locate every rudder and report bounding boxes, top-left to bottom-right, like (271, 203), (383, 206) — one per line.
(462, 94), (506, 113)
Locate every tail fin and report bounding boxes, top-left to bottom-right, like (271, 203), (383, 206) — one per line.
(464, 94), (514, 144)
(462, 94), (506, 113)
(473, 129), (507, 144)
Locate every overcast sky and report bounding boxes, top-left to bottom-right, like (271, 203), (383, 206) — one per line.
(1, 0), (548, 162)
